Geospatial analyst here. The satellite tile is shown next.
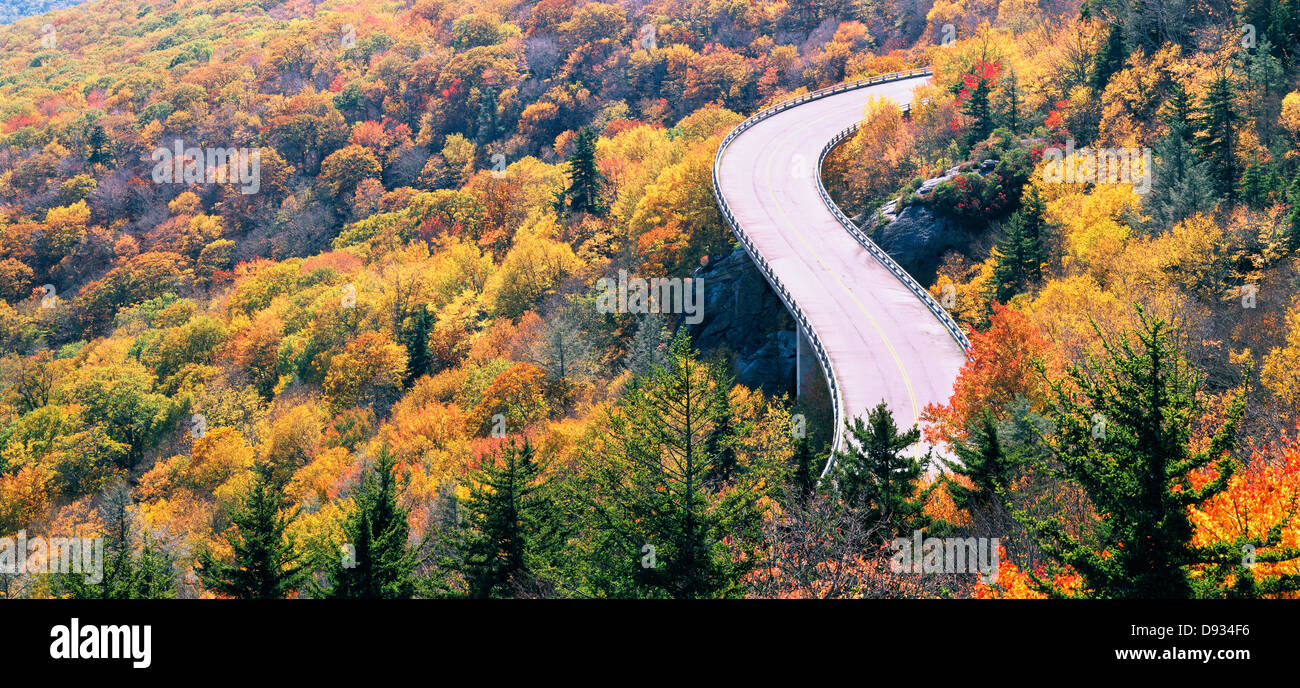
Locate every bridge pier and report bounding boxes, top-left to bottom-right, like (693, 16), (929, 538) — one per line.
(795, 324), (816, 398)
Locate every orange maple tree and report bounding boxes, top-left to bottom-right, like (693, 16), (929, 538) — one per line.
(922, 303), (1054, 447)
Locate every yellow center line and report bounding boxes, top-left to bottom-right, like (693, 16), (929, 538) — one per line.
(750, 90), (922, 431)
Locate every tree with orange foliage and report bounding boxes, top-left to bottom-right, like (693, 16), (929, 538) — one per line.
(974, 544), (1082, 598)
(628, 144), (730, 276)
(1189, 427), (1300, 597)
(0, 464), (57, 535)
(323, 331), (408, 413)
(473, 362), (550, 435)
(836, 96), (917, 214)
(318, 144), (382, 203)
(230, 310), (285, 399)
(922, 302), (1050, 447)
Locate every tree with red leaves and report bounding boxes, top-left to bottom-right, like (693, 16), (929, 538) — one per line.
(957, 59), (1001, 150)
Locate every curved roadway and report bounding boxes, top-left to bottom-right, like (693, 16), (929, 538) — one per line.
(713, 72), (968, 472)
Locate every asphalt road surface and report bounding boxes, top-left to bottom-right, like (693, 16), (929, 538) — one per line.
(714, 74), (967, 464)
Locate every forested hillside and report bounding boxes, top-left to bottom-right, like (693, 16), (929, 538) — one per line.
(1, 0), (1297, 599)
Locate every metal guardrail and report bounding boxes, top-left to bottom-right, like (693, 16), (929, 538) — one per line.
(815, 122), (974, 354)
(711, 66), (970, 479)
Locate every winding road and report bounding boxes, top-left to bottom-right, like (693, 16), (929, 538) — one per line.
(712, 69), (970, 475)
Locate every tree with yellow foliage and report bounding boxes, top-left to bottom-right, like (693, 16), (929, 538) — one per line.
(835, 96), (917, 214)
(483, 219), (580, 318)
(323, 330), (408, 413)
(1263, 299), (1300, 415)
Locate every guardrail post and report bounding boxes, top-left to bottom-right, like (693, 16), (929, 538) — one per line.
(795, 324), (816, 399)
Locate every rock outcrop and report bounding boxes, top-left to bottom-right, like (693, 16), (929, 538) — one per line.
(687, 247), (797, 397)
(864, 159), (997, 286)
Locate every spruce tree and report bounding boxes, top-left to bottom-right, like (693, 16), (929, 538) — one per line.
(82, 111), (112, 166)
(474, 88), (501, 146)
(1264, 0), (1300, 65)
(473, 88), (502, 172)
(1238, 159), (1277, 210)
(1021, 307), (1300, 598)
(996, 69), (1021, 133)
(573, 332), (771, 598)
(1091, 21), (1127, 91)
(402, 305), (433, 387)
(1196, 72), (1243, 202)
(988, 218), (1029, 305)
(559, 127), (606, 217)
(1286, 175), (1300, 249)
(962, 76), (995, 150)
(830, 401), (933, 541)
(789, 435), (819, 505)
(1236, 39), (1285, 126)
(987, 185), (1046, 304)
(320, 448), (424, 599)
(943, 414), (1018, 517)
(1161, 79), (1198, 147)
(57, 483), (176, 599)
(702, 372), (745, 487)
(1015, 185), (1045, 282)
(1144, 82), (1217, 230)
(196, 462), (306, 599)
(458, 441), (560, 598)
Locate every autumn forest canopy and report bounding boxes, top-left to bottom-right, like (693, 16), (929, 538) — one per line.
(0, 0), (1299, 600)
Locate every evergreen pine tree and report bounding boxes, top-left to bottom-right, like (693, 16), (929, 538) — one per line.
(1239, 0), (1298, 63)
(1161, 80), (1198, 146)
(1021, 307), (1300, 598)
(320, 448), (424, 598)
(1268, 0), (1300, 64)
(988, 216), (1029, 305)
(1286, 174), (1300, 249)
(1238, 159), (1278, 210)
(57, 483), (176, 599)
(472, 88), (502, 172)
(82, 112), (112, 166)
(1196, 72), (1243, 202)
(1091, 21), (1128, 91)
(1144, 82), (1217, 230)
(195, 462), (306, 599)
(996, 69), (1021, 132)
(702, 369), (744, 487)
(1237, 39), (1285, 126)
(474, 88), (501, 145)
(458, 441), (560, 598)
(1016, 185), (1045, 282)
(987, 185), (1046, 304)
(830, 401), (933, 541)
(943, 414), (1018, 517)
(962, 76), (995, 150)
(573, 332), (772, 598)
(402, 305), (433, 387)
(789, 435), (819, 505)
(560, 127), (606, 217)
